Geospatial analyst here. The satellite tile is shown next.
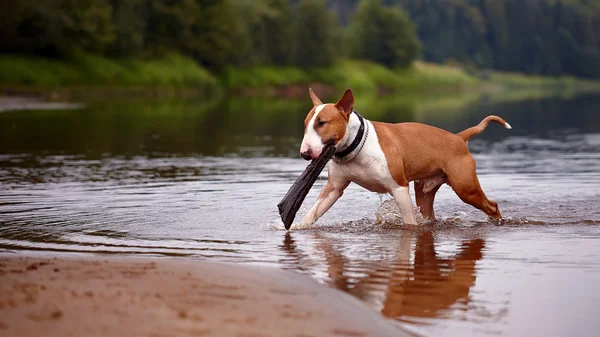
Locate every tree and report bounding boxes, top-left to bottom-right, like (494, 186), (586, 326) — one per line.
(58, 0), (115, 54)
(228, 0), (292, 66)
(144, 0), (245, 70)
(106, 0), (145, 57)
(5, 0), (600, 80)
(349, 0), (420, 68)
(289, 0), (339, 69)
(392, 0), (600, 78)
(0, 0), (115, 57)
(264, 0), (293, 65)
(192, 0), (247, 69)
(0, 0), (27, 52)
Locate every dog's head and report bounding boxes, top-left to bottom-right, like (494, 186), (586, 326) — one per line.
(299, 88), (355, 160)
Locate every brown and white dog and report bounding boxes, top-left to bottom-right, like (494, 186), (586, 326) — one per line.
(298, 88), (511, 227)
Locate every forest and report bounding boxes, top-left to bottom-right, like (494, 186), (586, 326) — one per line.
(1, 0), (599, 82)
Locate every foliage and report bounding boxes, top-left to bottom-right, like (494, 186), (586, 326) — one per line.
(3, 0), (600, 89)
(264, 0), (293, 66)
(0, 53), (218, 88)
(142, 0), (246, 70)
(322, 0), (600, 78)
(227, 0), (291, 66)
(222, 59), (478, 94)
(59, 0), (116, 54)
(348, 0), (420, 68)
(289, 0), (339, 69)
(0, 0), (116, 56)
(391, 0), (600, 78)
(106, 0), (146, 57)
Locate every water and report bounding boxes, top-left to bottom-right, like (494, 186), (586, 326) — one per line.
(1, 93), (600, 337)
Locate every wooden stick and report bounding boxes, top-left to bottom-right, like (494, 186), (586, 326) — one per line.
(277, 144), (336, 230)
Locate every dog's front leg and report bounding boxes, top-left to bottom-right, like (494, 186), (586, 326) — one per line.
(299, 179), (350, 227)
(390, 185), (417, 225)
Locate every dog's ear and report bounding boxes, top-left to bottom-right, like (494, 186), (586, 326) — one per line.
(335, 89), (354, 117)
(308, 87), (323, 106)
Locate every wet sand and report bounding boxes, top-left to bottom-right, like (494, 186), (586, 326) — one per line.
(0, 253), (410, 337)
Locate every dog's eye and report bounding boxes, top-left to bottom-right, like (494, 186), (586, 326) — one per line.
(317, 120), (327, 127)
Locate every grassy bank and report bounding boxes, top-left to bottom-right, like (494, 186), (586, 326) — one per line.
(0, 53), (219, 97)
(222, 60), (478, 95)
(486, 71), (600, 94)
(2, 54), (600, 100)
(225, 60), (600, 96)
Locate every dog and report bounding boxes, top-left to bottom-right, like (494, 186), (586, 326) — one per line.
(298, 88), (511, 226)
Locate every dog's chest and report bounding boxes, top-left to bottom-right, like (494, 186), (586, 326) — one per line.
(330, 126), (396, 193)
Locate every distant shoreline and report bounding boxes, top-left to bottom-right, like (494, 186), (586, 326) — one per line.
(3, 54), (600, 102)
(0, 252), (411, 337)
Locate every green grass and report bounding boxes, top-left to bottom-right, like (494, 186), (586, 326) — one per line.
(489, 71), (571, 88)
(488, 71), (600, 92)
(0, 53), (219, 90)
(222, 66), (311, 89)
(224, 59), (600, 98)
(223, 59), (479, 95)
(0, 56), (82, 86)
(404, 61), (479, 89)
(3, 53), (600, 101)
(325, 60), (404, 93)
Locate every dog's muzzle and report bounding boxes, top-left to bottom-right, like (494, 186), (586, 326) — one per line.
(300, 151), (312, 161)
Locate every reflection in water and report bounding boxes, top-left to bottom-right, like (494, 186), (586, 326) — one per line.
(2, 93), (600, 159)
(280, 230), (491, 326)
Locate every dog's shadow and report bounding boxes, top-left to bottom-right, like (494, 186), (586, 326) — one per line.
(279, 229), (488, 323)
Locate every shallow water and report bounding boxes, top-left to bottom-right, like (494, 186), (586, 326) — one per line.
(1, 93), (600, 337)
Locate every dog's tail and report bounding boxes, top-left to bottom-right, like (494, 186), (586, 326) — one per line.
(457, 115), (512, 142)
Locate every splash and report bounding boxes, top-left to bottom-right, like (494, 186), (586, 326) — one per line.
(263, 219), (322, 231)
(265, 194), (556, 233)
(493, 216), (545, 226)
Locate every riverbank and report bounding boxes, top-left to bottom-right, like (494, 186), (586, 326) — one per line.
(0, 53), (220, 100)
(3, 53), (600, 101)
(0, 252), (410, 337)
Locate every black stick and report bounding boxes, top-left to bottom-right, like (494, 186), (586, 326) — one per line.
(277, 144), (336, 230)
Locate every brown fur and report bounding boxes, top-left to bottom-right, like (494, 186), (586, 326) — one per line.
(302, 88), (508, 221)
(304, 88), (507, 220)
(291, 231), (484, 318)
(303, 89), (356, 151)
(457, 115), (508, 142)
(372, 121), (501, 219)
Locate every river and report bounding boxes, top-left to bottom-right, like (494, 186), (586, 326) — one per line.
(1, 92), (599, 337)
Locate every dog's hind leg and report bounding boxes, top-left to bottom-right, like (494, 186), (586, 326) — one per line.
(445, 156), (501, 218)
(414, 178), (443, 220)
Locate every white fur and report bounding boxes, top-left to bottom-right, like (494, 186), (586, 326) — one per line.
(390, 186), (417, 225)
(301, 179), (348, 225)
(504, 122), (512, 129)
(334, 112), (362, 157)
(296, 116), (418, 228)
(300, 104), (327, 156)
(333, 120), (396, 194)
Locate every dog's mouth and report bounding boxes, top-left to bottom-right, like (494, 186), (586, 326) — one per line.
(324, 138), (336, 146)
(299, 139), (337, 161)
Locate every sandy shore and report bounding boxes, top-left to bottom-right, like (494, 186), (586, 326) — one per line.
(0, 96), (83, 113)
(0, 252), (410, 337)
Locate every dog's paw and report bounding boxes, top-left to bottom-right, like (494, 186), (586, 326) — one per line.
(290, 220), (316, 230)
(266, 222), (287, 231)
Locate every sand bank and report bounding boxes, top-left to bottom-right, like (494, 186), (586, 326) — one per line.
(0, 253), (411, 337)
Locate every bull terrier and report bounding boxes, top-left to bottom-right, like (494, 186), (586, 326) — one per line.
(298, 88), (511, 227)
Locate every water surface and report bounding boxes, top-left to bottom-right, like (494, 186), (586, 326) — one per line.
(1, 93), (600, 337)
